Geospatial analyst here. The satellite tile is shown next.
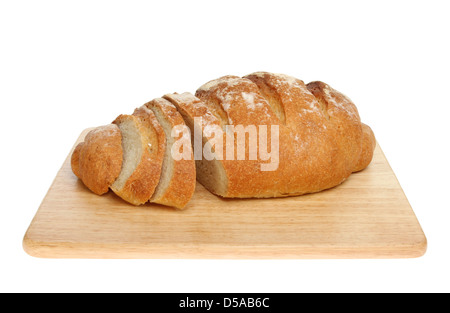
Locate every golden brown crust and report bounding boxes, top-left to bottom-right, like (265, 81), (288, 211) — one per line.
(144, 98), (196, 209)
(71, 143), (82, 179)
(354, 123), (376, 172)
(111, 114), (164, 205)
(306, 80), (363, 175)
(70, 124), (123, 195)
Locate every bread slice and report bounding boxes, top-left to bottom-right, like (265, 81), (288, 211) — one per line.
(142, 98), (196, 209)
(71, 124), (123, 195)
(110, 113), (164, 205)
(163, 92), (229, 197)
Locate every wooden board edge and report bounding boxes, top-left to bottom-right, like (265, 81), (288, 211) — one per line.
(22, 235), (427, 260)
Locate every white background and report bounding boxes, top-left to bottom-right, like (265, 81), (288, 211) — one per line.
(1, 0), (449, 293)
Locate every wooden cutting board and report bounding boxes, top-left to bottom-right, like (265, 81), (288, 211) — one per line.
(23, 129), (427, 259)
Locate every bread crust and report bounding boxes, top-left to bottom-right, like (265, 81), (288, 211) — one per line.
(144, 98), (196, 209)
(70, 124), (123, 195)
(110, 114), (164, 205)
(354, 123), (376, 172)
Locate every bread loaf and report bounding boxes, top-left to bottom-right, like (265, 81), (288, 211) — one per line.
(71, 71), (376, 206)
(165, 71), (376, 198)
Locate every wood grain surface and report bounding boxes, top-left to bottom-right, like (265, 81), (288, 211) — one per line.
(23, 129), (427, 259)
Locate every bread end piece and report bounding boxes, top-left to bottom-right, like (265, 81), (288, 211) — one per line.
(70, 124), (123, 195)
